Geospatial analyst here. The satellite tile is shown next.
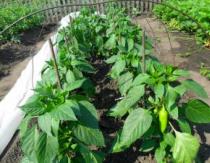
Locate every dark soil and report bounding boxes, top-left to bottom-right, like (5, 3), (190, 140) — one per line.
(88, 56), (156, 163)
(0, 25), (56, 100)
(0, 25), (56, 80)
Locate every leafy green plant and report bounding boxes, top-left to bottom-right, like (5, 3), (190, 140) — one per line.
(108, 59), (210, 162)
(20, 59), (105, 162)
(200, 63), (210, 80)
(19, 6), (210, 163)
(20, 88), (105, 162)
(0, 3), (43, 42)
(104, 7), (153, 79)
(153, 0), (210, 46)
(20, 9), (105, 162)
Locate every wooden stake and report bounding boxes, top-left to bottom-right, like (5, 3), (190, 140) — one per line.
(142, 29), (146, 73)
(141, 29), (146, 108)
(49, 38), (62, 89)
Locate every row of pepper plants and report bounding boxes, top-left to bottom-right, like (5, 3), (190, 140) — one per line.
(19, 6), (210, 163)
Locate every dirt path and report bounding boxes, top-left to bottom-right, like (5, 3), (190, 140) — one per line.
(0, 25), (56, 100)
(135, 16), (210, 162)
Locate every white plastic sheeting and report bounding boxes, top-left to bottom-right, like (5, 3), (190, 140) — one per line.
(0, 12), (78, 155)
(0, 41), (53, 154)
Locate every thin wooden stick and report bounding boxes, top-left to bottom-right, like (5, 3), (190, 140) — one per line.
(142, 29), (146, 73)
(49, 38), (62, 89)
(141, 29), (146, 108)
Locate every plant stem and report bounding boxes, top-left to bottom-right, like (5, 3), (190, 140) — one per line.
(169, 121), (177, 133)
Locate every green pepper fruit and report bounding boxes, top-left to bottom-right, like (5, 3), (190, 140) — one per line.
(158, 105), (168, 133)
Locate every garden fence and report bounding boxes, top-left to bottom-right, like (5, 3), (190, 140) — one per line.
(1, 0), (162, 24)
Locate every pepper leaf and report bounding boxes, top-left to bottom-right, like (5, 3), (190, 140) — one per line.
(185, 99), (210, 123)
(112, 108), (152, 152)
(173, 131), (199, 163)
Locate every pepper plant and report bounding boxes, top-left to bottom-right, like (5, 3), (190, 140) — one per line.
(18, 5), (210, 163)
(20, 82), (105, 162)
(19, 9), (105, 162)
(104, 7), (153, 79)
(108, 59), (210, 162)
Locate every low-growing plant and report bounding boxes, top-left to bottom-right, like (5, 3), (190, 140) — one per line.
(104, 7), (153, 79)
(200, 63), (210, 80)
(0, 3), (43, 42)
(108, 60), (210, 162)
(153, 0), (210, 46)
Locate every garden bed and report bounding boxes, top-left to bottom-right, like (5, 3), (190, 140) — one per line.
(1, 7), (210, 163)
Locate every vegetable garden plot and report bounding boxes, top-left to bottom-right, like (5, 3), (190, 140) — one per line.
(153, 0), (210, 48)
(1, 5), (210, 163)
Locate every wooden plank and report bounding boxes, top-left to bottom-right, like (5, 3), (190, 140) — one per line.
(151, 0), (154, 9)
(46, 0), (52, 24)
(62, 0), (68, 17)
(141, 0), (144, 13)
(145, 0), (148, 13)
(101, 0), (105, 14)
(123, 0), (126, 12)
(78, 0), (80, 12)
(66, 0), (71, 16)
(98, 0), (101, 13)
(132, 0), (135, 16)
(127, 0), (130, 15)
(53, 0), (57, 23)
(51, 0), (56, 23)
(129, 0), (132, 15)
(149, 0), (153, 12)
(89, 0), (93, 10)
(134, 0), (137, 11)
(73, 0), (77, 14)
(96, 0), (100, 13)
(74, 0), (77, 16)
(137, 0), (140, 13)
(119, 0), (123, 9)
